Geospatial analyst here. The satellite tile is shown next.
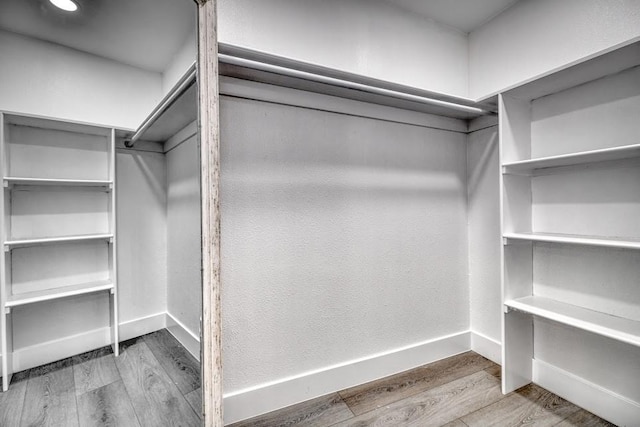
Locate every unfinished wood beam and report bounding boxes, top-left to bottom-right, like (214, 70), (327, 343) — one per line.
(196, 0), (223, 425)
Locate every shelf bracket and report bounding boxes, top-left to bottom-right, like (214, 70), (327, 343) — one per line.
(502, 237), (509, 246)
(3, 245), (9, 253)
(504, 304), (511, 314)
(110, 288), (115, 295)
(4, 307), (10, 315)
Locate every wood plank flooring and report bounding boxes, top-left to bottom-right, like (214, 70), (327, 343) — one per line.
(0, 329), (202, 426)
(229, 352), (616, 427)
(1, 339), (617, 427)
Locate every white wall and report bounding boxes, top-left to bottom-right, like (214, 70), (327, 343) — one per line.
(469, 0), (640, 99)
(166, 134), (202, 340)
(218, 0), (469, 98)
(0, 29), (162, 130)
(466, 121), (501, 359)
(219, 90), (469, 398)
(162, 29), (196, 96)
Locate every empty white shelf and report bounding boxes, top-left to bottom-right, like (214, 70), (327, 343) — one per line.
(5, 280), (113, 308)
(503, 232), (640, 250)
(4, 233), (113, 249)
(502, 143), (640, 174)
(4, 177), (112, 188)
(505, 296), (640, 347)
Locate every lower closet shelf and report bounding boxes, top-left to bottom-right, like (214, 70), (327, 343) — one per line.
(5, 280), (114, 308)
(505, 296), (640, 347)
(4, 233), (113, 249)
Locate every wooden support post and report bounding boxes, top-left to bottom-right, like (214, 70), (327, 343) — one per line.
(196, 0), (223, 425)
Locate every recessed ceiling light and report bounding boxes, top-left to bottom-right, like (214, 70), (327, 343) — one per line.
(49, 0), (78, 12)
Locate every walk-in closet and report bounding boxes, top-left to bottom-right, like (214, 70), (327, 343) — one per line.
(1, 0), (639, 426)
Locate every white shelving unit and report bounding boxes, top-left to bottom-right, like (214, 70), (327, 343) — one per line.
(0, 113), (119, 392)
(499, 41), (640, 425)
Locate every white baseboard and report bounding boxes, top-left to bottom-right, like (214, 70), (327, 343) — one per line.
(470, 331), (501, 365)
(12, 327), (111, 373)
(533, 359), (640, 426)
(166, 312), (200, 361)
(120, 312), (167, 341)
(5, 312), (166, 374)
(223, 330), (471, 425)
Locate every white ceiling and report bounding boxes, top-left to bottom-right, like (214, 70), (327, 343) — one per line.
(0, 0), (518, 74)
(0, 0), (195, 73)
(386, 0), (521, 33)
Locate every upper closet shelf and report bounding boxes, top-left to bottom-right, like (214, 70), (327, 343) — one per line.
(506, 296), (640, 348)
(125, 64), (197, 145)
(4, 177), (113, 189)
(126, 44), (498, 147)
(502, 143), (640, 174)
(504, 232), (640, 250)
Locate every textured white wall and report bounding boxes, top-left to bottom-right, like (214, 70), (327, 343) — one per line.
(466, 124), (501, 344)
(218, 0), (469, 97)
(469, 0), (640, 99)
(0, 30), (162, 130)
(166, 135), (202, 337)
(220, 94), (469, 393)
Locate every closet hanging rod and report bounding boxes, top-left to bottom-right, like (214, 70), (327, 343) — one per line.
(217, 53), (490, 116)
(124, 63), (197, 148)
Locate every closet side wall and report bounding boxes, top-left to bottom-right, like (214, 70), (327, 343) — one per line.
(116, 149), (168, 333)
(166, 131), (201, 357)
(0, 30), (162, 130)
(218, 0), (469, 97)
(466, 120), (501, 363)
(469, 0), (640, 99)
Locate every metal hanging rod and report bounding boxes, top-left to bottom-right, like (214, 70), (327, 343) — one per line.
(217, 53), (490, 116)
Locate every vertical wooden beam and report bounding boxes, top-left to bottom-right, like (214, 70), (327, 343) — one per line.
(196, 0), (223, 425)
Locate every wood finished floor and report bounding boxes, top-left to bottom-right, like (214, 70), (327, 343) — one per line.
(0, 329), (202, 426)
(1, 341), (616, 427)
(229, 352), (616, 427)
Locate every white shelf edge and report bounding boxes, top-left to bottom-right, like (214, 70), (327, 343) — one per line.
(505, 296), (640, 348)
(5, 280), (114, 308)
(502, 143), (640, 174)
(503, 232), (640, 250)
(4, 177), (113, 188)
(4, 233), (114, 248)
